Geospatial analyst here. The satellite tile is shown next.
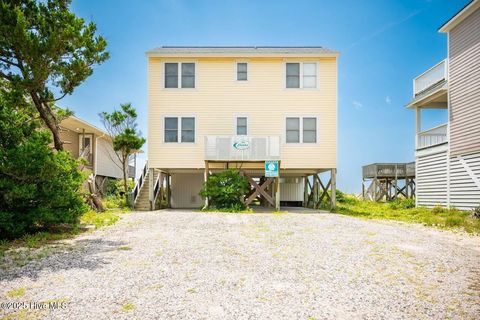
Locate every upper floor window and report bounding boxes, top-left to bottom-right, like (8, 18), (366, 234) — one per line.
(286, 62), (317, 89)
(236, 62), (248, 81)
(286, 116), (317, 143)
(164, 116), (195, 143)
(236, 117), (248, 135)
(165, 63), (195, 88)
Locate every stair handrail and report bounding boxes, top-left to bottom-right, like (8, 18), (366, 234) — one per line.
(132, 161), (148, 204)
(78, 147), (91, 171)
(152, 173), (161, 207)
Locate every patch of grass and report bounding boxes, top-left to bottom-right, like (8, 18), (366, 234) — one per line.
(6, 287), (26, 298)
(80, 210), (121, 228)
(1, 209), (126, 271)
(117, 246), (132, 251)
(121, 303), (135, 311)
(334, 196), (480, 234)
(187, 288), (197, 294)
(200, 207), (254, 214)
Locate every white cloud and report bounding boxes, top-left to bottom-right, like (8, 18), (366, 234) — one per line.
(352, 100), (363, 110)
(385, 96), (392, 104)
(348, 9), (422, 50)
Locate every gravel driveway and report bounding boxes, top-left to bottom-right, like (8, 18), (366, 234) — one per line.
(1, 209), (479, 320)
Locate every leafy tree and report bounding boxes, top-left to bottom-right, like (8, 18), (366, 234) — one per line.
(0, 0), (108, 151)
(199, 169), (250, 210)
(0, 84), (87, 239)
(99, 103), (145, 201)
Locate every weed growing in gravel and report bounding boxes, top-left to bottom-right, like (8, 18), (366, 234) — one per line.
(80, 210), (122, 228)
(121, 303), (135, 311)
(334, 196), (480, 234)
(6, 287), (26, 298)
(117, 246), (132, 251)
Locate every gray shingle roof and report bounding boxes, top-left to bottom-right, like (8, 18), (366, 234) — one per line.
(146, 46), (339, 56)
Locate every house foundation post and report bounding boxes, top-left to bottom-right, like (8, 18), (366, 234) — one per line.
(149, 168), (154, 211)
(204, 161), (209, 208)
(303, 175), (309, 207)
(275, 161), (281, 211)
(331, 168), (337, 209)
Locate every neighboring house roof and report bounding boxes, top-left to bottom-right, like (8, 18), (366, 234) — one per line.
(439, 0), (479, 32)
(146, 46), (339, 57)
(60, 115), (110, 138)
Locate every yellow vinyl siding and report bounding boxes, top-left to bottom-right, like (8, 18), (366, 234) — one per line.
(148, 57), (337, 169)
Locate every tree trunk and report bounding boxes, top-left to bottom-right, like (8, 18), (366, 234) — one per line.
(29, 91), (63, 151)
(122, 156), (128, 203)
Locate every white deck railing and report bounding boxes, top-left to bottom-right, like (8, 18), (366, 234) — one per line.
(417, 124), (448, 149)
(413, 59), (448, 96)
(205, 135), (280, 161)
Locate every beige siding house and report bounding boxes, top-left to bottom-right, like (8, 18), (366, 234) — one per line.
(137, 47), (338, 210)
(407, 0), (480, 210)
(59, 116), (127, 192)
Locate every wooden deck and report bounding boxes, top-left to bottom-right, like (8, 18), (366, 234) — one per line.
(362, 162), (416, 201)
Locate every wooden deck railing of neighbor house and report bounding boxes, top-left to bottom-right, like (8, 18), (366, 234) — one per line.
(362, 162), (416, 201)
(417, 124), (448, 149)
(413, 59), (447, 96)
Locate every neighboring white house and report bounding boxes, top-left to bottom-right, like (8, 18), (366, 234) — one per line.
(407, 0), (480, 210)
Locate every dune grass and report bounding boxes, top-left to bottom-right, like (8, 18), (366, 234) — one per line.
(334, 196), (480, 234)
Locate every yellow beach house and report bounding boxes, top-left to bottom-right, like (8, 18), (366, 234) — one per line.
(135, 46), (339, 210)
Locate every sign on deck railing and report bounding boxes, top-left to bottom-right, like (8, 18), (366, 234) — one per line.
(205, 135), (280, 161)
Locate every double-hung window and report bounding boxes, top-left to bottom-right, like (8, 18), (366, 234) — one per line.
(164, 63), (195, 88)
(285, 117), (317, 143)
(164, 117), (195, 143)
(285, 62), (318, 89)
(236, 117), (248, 135)
(236, 62), (248, 81)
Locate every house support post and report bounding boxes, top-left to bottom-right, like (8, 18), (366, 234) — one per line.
(331, 168), (336, 209)
(303, 176), (309, 207)
(204, 161), (209, 208)
(166, 173), (171, 208)
(149, 168), (155, 211)
(275, 176), (280, 211)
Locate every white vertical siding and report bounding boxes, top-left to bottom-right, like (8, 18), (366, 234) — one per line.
(416, 151), (448, 207)
(449, 152), (480, 210)
(449, 7), (480, 156)
(96, 137), (124, 179)
(280, 177), (304, 201)
(171, 173), (204, 208)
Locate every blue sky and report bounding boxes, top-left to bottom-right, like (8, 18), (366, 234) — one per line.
(62, 0), (467, 193)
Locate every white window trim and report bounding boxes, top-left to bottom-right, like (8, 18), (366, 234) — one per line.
(162, 61), (197, 89)
(79, 133), (94, 154)
(233, 114), (250, 135)
(283, 115), (320, 145)
(234, 61), (249, 82)
(162, 115), (197, 144)
(283, 61), (320, 90)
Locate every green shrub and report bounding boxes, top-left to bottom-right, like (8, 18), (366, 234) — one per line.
(106, 179), (134, 197)
(199, 169), (249, 210)
(336, 189), (346, 203)
(0, 98), (88, 239)
(472, 205), (480, 219)
(389, 198), (415, 210)
(103, 195), (128, 209)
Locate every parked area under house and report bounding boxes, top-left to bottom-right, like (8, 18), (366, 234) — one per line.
(134, 136), (336, 211)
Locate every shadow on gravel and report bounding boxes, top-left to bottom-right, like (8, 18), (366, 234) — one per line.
(0, 238), (128, 281)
